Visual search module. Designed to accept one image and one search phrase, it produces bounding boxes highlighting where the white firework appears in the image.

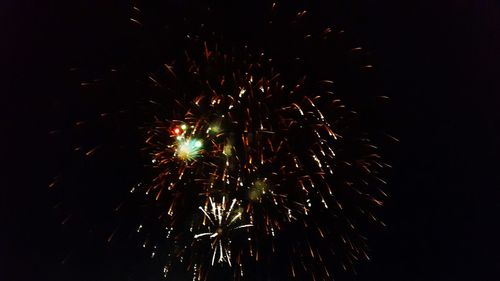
[194,197,253,266]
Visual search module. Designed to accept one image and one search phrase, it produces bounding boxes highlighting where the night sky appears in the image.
[3,0,500,280]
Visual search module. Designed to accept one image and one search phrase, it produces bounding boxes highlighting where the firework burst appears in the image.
[54,1,392,281]
[137,8,389,279]
[195,197,253,267]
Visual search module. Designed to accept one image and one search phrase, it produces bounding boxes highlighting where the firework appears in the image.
[57,1,391,280]
[134,4,390,279]
[195,197,253,267]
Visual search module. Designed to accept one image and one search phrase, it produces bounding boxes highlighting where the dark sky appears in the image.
[3,0,500,281]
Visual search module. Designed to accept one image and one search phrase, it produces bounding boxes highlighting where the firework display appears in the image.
[128,3,390,280]
[57,1,390,281]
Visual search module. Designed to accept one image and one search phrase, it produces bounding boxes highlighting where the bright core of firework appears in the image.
[175,138,203,161]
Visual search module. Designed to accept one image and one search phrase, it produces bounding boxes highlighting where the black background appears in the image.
[3,0,500,280]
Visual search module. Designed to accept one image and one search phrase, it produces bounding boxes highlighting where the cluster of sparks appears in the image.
[195,197,253,267]
[44,2,395,281]
[139,35,388,280]
[43,1,394,279]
